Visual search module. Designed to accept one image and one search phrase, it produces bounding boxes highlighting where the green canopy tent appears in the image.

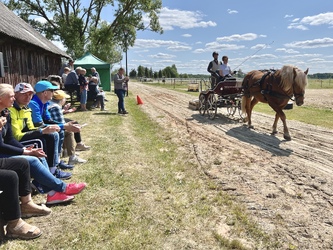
[74,52,111,91]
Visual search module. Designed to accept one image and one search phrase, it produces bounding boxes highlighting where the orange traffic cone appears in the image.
[137,95,144,105]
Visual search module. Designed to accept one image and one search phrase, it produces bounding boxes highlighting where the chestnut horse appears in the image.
[241,65,309,140]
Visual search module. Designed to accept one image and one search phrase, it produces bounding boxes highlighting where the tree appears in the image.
[137,65,145,77]
[144,67,149,77]
[129,69,137,78]
[4,0,163,64]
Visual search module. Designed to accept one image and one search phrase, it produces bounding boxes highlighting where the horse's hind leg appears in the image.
[248,98,259,129]
[272,113,279,134]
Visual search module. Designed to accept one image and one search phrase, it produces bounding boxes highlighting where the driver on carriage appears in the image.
[207,51,221,89]
[218,56,237,80]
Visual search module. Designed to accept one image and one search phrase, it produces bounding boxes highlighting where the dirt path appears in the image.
[129,81,333,249]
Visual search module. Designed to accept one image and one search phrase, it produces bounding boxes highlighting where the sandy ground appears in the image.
[129,81,333,249]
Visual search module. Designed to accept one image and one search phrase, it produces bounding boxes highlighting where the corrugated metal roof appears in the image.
[0,2,69,58]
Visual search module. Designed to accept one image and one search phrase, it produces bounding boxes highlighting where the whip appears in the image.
[233,41,274,71]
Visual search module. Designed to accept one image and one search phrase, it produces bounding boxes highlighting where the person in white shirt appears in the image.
[219,56,234,78]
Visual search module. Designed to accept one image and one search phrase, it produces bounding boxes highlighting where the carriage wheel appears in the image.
[198,93,206,116]
[206,93,217,119]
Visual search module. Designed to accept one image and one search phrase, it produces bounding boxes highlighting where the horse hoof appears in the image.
[284,135,292,141]
[248,125,254,129]
[272,131,278,135]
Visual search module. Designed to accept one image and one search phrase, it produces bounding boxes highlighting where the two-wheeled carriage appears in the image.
[198,77,243,119]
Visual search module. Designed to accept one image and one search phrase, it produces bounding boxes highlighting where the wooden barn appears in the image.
[0,2,69,87]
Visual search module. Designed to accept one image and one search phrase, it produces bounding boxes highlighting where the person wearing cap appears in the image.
[48,90,87,165]
[207,51,221,89]
[28,81,82,172]
[9,83,74,173]
[0,84,87,206]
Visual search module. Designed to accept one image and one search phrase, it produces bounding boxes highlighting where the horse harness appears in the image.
[251,69,294,101]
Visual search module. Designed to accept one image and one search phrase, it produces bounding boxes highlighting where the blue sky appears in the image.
[116,0,333,75]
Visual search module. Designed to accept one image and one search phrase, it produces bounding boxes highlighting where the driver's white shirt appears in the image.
[219,63,231,76]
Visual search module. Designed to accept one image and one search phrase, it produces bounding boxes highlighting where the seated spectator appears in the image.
[9,83,73,171]
[64,67,81,102]
[89,76,106,111]
[48,90,87,165]
[62,67,71,86]
[0,84,86,205]
[28,81,84,166]
[0,158,49,240]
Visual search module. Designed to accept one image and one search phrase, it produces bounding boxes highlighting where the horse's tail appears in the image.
[241,95,247,116]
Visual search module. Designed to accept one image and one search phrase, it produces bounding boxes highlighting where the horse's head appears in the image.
[292,67,308,106]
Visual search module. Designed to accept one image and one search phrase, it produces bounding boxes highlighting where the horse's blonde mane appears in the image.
[280,65,308,91]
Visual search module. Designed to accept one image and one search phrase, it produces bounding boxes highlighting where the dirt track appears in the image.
[130,82,333,249]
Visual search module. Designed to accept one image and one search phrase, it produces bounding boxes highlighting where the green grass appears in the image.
[307,78,333,89]
[0,92,278,249]
[253,103,333,129]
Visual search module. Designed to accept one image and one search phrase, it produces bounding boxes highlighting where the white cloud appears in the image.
[275,48,300,54]
[216,33,258,42]
[134,39,184,49]
[250,44,271,50]
[250,54,278,60]
[287,23,308,30]
[288,12,333,30]
[300,12,333,26]
[149,53,176,59]
[227,9,238,14]
[156,7,217,30]
[284,14,293,18]
[182,34,192,37]
[193,43,245,54]
[285,37,333,48]
[167,45,192,51]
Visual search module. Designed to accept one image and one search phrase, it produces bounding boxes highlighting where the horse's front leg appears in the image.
[278,111,291,141]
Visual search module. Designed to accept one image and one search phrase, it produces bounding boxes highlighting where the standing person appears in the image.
[219,55,234,78]
[207,51,221,89]
[59,59,74,77]
[78,68,88,111]
[114,68,129,114]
